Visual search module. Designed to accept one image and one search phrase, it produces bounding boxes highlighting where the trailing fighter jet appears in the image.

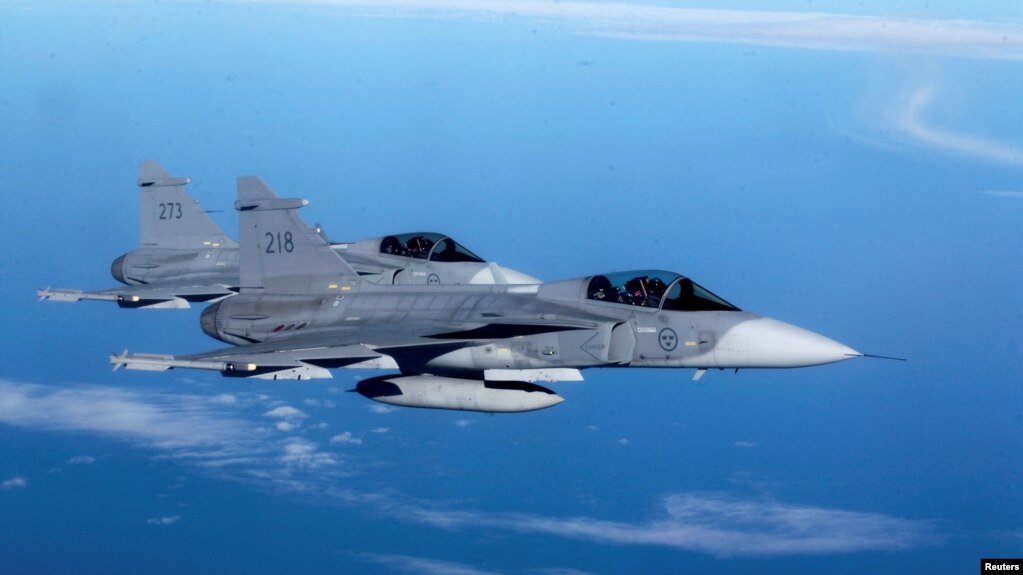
[111,176,873,413]
[38,162,538,309]
[37,161,240,308]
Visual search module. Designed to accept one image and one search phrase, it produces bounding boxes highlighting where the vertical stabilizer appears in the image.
[235,176,359,294]
[138,161,236,249]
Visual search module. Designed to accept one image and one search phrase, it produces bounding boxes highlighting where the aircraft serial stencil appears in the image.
[38,162,538,309]
[111,176,874,413]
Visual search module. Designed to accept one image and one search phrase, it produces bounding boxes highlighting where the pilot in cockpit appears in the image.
[588,275,615,301]
[624,276,649,306]
[407,236,434,258]
[381,236,403,255]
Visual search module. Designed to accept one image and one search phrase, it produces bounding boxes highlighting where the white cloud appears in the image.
[330,432,362,445]
[264,406,306,419]
[370,427,390,434]
[381,492,935,557]
[453,419,473,428]
[0,381,256,454]
[0,381,362,498]
[2,477,27,490]
[302,398,321,407]
[617,438,630,446]
[280,438,338,469]
[146,515,181,526]
[278,2,1023,170]
[734,441,757,448]
[0,381,938,558]
[272,0,1023,60]
[891,83,1023,166]
[211,394,237,405]
[359,553,503,575]
[265,406,307,431]
[67,455,96,464]
[368,405,395,414]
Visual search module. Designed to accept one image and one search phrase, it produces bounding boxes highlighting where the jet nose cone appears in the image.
[469,264,542,285]
[718,316,860,368]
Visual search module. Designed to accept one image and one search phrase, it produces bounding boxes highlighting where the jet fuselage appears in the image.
[200,278,857,378]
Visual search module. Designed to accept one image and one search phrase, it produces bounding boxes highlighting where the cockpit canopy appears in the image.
[586,270,739,312]
[379,232,485,263]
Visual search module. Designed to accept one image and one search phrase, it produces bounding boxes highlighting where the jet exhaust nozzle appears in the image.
[355,374,564,413]
[200,301,226,342]
[111,253,129,285]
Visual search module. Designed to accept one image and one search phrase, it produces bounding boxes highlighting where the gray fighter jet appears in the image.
[334,232,537,286]
[38,162,538,309]
[38,161,239,308]
[111,176,870,413]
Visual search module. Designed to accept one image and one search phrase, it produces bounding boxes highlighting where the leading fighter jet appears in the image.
[111,176,869,413]
[38,162,538,309]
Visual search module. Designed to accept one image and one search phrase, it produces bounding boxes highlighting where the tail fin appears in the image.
[138,161,236,249]
[235,176,359,294]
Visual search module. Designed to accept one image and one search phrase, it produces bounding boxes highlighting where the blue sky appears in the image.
[2,1,1022,573]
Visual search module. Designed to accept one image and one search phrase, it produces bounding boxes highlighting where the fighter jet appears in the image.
[38,162,538,309]
[37,161,241,308]
[333,232,537,286]
[111,176,870,413]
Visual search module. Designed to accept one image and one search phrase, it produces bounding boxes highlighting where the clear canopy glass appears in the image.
[379,232,484,263]
[586,270,739,311]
